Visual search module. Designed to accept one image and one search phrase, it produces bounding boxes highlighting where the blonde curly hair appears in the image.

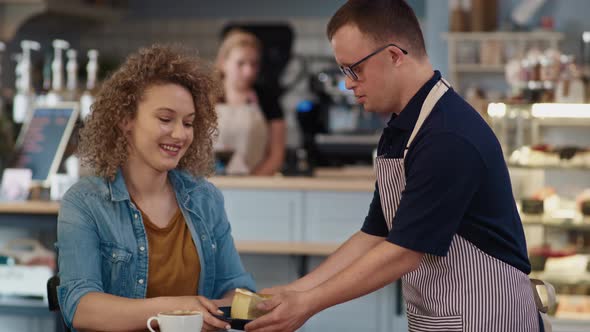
[78,44,220,180]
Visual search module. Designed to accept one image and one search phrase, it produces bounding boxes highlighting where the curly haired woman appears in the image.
[56,44,255,332]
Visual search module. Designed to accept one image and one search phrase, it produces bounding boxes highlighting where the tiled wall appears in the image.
[78,17,337,147]
[80,18,332,60]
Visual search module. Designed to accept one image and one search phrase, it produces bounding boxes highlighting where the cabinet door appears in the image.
[550,318,590,332]
[303,191,373,243]
[221,189,304,242]
[299,257,406,332]
[240,254,300,290]
[0,312,56,332]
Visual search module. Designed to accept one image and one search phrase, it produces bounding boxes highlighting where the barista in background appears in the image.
[215,30,286,175]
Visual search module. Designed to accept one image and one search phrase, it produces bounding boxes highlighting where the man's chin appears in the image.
[361,104,376,113]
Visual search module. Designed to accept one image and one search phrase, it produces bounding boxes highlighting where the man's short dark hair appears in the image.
[327,0,426,58]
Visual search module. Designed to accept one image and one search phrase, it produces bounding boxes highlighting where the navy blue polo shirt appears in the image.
[362,71,531,274]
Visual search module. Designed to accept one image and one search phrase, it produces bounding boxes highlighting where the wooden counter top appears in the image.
[0,201,60,214]
[210,169,374,192]
[0,202,341,255]
[0,168,375,215]
[313,166,374,179]
[235,241,339,256]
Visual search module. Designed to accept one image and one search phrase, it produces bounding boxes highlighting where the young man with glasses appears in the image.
[245,1,546,331]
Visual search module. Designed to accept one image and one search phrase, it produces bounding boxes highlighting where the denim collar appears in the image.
[387,70,441,131]
[108,168,204,202]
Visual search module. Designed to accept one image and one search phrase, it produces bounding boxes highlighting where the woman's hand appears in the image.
[176,295,230,331]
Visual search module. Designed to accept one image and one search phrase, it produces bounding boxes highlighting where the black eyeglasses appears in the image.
[339,43,408,81]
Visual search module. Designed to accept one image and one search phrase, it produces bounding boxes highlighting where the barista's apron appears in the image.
[215,103,268,175]
[375,78,553,331]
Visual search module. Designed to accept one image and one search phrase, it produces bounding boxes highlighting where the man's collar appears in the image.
[387,70,441,130]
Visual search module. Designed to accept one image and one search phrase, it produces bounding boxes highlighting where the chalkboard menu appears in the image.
[14,103,79,186]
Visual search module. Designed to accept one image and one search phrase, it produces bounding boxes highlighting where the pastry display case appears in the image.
[488,102,590,324]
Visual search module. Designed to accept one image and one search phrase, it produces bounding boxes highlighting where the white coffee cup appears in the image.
[147,310,203,332]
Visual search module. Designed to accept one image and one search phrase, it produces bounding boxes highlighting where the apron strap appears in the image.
[404,78,451,159]
[530,278,556,314]
[530,278,556,332]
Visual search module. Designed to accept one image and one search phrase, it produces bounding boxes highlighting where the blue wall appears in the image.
[500,0,590,55]
[424,0,449,77]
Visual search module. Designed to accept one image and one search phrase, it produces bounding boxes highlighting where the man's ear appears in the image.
[387,46,405,67]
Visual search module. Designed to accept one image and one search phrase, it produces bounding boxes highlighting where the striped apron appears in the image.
[375,78,543,331]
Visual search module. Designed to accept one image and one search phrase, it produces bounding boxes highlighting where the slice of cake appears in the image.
[231,288,273,320]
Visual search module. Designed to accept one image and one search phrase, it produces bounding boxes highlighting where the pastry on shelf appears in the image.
[576,189,590,216]
[509,144,590,167]
[509,145,560,166]
[555,294,590,319]
[521,187,559,215]
[541,254,590,286]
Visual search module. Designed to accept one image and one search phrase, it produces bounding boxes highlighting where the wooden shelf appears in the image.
[444,31,564,93]
[444,31,564,41]
[455,64,505,73]
[509,163,590,171]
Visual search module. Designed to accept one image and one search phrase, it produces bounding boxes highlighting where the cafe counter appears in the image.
[0,167,406,332]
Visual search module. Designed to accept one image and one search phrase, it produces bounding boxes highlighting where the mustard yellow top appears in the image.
[139,206,201,298]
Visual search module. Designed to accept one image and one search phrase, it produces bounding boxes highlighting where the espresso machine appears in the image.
[296,67,388,169]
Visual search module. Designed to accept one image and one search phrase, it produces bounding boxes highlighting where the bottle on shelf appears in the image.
[80,49,99,120]
[36,51,53,106]
[0,41,5,117]
[65,49,79,102]
[471,0,497,32]
[449,0,469,32]
[45,39,69,105]
[12,40,40,124]
[0,40,15,170]
[555,55,586,103]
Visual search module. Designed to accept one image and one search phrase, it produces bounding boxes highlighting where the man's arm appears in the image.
[308,241,421,311]
[262,183,387,295]
[246,241,422,332]
[286,231,384,292]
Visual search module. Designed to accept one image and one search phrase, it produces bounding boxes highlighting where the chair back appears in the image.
[47,275,71,332]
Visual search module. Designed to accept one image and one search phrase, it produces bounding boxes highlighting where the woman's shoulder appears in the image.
[172,170,223,201]
[63,176,110,202]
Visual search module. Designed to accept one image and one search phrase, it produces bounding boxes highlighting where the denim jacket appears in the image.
[56,169,256,329]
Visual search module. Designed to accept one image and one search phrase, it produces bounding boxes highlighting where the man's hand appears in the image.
[244,291,315,332]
